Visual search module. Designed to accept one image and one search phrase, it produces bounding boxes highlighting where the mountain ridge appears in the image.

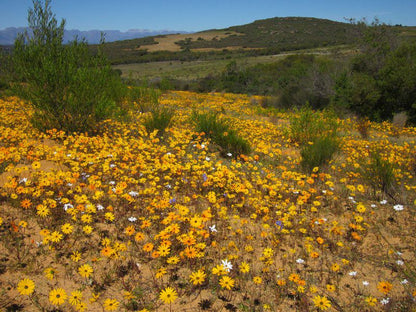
[0,27,188,45]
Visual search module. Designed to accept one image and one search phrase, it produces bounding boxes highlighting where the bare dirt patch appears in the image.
[139,31,243,52]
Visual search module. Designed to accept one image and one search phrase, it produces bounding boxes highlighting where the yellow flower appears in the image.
[78,264,93,278]
[212,264,227,276]
[313,295,331,310]
[326,284,336,292]
[253,276,262,284]
[356,203,366,213]
[331,263,340,272]
[49,288,67,306]
[262,247,274,258]
[207,191,216,204]
[44,267,56,280]
[31,161,41,170]
[75,301,87,311]
[105,212,115,222]
[365,296,377,306]
[239,262,250,273]
[158,244,170,257]
[103,298,119,311]
[159,287,178,304]
[155,267,167,279]
[36,204,50,217]
[219,276,235,290]
[81,214,92,224]
[167,256,180,264]
[61,223,73,234]
[82,225,93,234]
[71,251,81,262]
[189,269,206,285]
[69,290,83,306]
[189,215,202,228]
[123,291,134,300]
[49,231,63,243]
[17,278,35,296]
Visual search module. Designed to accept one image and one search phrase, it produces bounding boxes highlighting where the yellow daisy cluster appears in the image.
[1,91,415,311]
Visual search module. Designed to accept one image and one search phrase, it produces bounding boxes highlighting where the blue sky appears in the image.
[1,0,415,32]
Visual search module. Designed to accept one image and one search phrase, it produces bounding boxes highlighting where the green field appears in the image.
[113,46,351,81]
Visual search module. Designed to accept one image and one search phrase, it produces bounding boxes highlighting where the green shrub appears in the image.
[360,152,396,196]
[128,86,161,113]
[300,135,340,172]
[143,106,175,136]
[11,0,126,134]
[191,111,250,157]
[288,106,339,145]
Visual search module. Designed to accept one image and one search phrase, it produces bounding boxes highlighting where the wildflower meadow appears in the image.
[0,90,415,311]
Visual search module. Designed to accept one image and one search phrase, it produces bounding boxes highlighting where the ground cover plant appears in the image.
[0,90,416,311]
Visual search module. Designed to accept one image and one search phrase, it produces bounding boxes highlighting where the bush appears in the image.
[356,116,371,139]
[127,86,161,113]
[288,106,339,145]
[143,106,175,136]
[191,111,250,157]
[11,0,126,134]
[300,136,340,172]
[360,152,396,196]
[333,20,416,123]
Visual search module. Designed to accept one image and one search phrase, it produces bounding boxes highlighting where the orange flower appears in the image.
[124,225,135,236]
[21,199,32,209]
[134,232,145,242]
[377,281,393,295]
[143,243,154,252]
[101,246,114,257]
[184,246,197,258]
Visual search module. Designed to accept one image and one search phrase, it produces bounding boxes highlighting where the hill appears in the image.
[97,17,363,64]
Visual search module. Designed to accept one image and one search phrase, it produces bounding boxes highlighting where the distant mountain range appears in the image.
[0,27,188,45]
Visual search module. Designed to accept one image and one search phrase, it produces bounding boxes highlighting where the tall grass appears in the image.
[128,86,161,113]
[300,136,340,172]
[143,106,175,136]
[288,106,339,145]
[289,106,340,172]
[360,152,396,196]
[191,111,250,157]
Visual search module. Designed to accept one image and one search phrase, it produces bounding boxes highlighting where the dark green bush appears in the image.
[11,0,126,134]
[300,136,340,172]
[333,20,416,123]
[191,111,250,157]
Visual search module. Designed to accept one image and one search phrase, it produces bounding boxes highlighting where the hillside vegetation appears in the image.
[93,17,416,65]
[94,17,359,64]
